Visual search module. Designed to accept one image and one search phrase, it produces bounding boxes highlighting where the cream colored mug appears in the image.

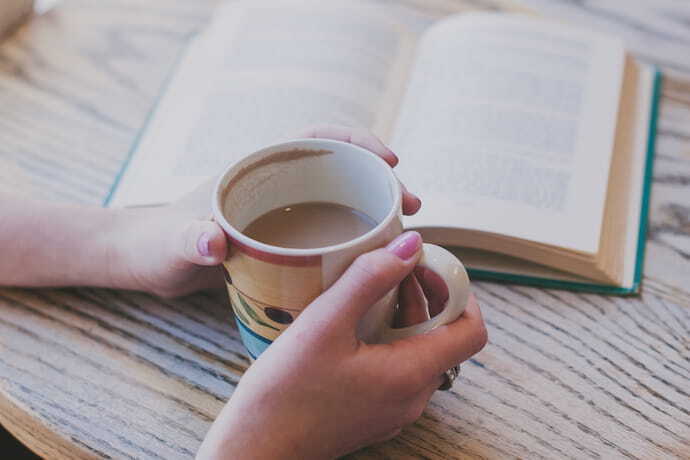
[212,138,470,359]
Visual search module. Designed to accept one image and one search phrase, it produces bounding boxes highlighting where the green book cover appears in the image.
[460,69,662,296]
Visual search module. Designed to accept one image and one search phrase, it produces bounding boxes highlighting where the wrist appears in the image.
[197,402,327,460]
[0,196,151,290]
[100,207,149,292]
[69,206,130,289]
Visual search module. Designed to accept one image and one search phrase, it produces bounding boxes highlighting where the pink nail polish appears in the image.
[386,231,421,260]
[197,233,211,257]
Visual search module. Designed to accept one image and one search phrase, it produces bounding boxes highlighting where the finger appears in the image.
[391,293,487,378]
[301,232,422,329]
[348,128,399,167]
[175,178,218,219]
[414,266,449,317]
[298,125,422,214]
[298,124,399,167]
[179,220,228,266]
[394,273,429,327]
[400,181,422,216]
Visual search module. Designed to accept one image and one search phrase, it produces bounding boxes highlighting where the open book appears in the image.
[106,0,661,295]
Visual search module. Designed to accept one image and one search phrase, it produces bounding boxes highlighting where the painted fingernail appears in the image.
[390,151,399,165]
[197,232,211,257]
[386,231,422,260]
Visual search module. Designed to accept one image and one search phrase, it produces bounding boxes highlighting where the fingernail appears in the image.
[414,195,422,209]
[197,232,211,257]
[386,231,421,260]
[390,151,399,165]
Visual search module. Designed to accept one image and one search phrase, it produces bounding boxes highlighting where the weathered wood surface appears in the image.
[0,0,688,458]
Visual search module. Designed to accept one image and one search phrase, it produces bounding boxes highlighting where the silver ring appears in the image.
[439,364,460,391]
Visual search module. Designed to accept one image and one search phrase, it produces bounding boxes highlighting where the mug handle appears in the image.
[378,244,470,344]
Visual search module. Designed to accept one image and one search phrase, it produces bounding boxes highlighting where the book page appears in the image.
[108,0,416,207]
[391,13,625,253]
[610,62,656,288]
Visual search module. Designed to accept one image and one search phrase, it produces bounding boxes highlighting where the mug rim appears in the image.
[212,138,403,257]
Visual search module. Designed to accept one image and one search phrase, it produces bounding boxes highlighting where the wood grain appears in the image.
[0,0,689,459]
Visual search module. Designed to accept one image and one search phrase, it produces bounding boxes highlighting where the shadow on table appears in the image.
[0,423,40,459]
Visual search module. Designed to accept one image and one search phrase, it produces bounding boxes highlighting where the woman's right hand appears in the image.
[196,231,488,459]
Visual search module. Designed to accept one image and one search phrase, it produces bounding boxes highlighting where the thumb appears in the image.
[177,220,228,266]
[302,231,423,330]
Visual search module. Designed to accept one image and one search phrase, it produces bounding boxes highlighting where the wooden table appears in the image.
[1,0,689,458]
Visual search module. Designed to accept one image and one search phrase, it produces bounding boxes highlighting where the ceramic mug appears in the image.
[212,138,470,359]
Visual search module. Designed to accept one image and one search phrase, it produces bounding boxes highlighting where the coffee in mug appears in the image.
[243,201,377,249]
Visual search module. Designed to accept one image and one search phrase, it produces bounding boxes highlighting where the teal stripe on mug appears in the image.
[234,315,272,359]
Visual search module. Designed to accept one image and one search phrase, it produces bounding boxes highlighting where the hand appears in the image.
[110,126,422,298]
[196,231,488,459]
